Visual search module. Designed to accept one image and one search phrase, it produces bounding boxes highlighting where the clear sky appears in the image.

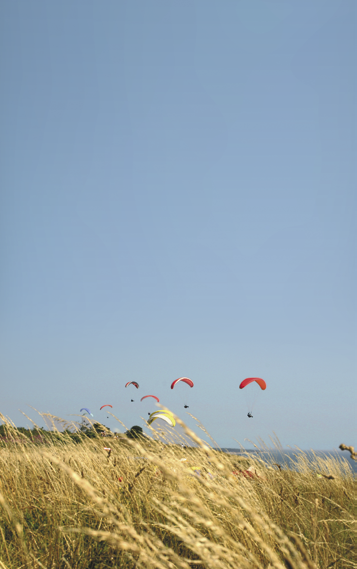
[1,0,356,450]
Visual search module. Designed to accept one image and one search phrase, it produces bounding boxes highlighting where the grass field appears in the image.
[0,414,355,569]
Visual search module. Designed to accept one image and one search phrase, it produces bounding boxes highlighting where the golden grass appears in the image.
[0,413,355,569]
[339,445,357,461]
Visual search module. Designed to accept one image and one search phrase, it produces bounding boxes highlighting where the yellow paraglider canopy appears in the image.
[148,410,176,428]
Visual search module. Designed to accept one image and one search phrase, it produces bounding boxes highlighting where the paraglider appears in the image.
[239,377,266,417]
[171,377,193,408]
[140,395,160,403]
[100,404,113,418]
[126,382,139,404]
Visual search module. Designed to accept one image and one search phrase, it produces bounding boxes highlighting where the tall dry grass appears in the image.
[0,412,355,569]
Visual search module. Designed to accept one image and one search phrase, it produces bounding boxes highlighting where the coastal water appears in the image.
[220,448,357,474]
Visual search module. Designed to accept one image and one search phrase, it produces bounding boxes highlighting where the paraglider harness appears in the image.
[247,412,253,418]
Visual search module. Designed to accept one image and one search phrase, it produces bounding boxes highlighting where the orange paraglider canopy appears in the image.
[239,377,266,390]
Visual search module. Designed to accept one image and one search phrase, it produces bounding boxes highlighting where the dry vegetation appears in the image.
[0,414,355,569]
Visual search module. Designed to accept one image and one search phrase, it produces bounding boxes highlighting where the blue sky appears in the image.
[1,0,356,449]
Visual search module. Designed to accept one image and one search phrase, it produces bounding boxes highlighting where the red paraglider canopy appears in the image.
[171,377,194,389]
[140,395,160,403]
[239,377,266,390]
[100,405,113,410]
[125,382,139,389]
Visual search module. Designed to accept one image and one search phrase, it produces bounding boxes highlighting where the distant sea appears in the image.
[220,448,357,474]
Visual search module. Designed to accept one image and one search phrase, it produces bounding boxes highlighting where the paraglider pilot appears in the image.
[247,412,253,418]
